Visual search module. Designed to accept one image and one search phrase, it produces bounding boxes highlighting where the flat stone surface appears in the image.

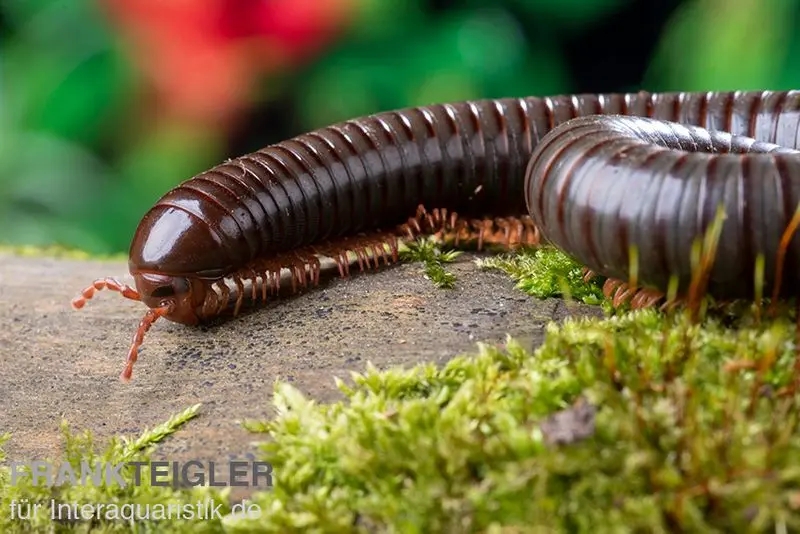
[0,251,602,498]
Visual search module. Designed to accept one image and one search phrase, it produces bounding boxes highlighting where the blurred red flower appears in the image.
[100,0,355,128]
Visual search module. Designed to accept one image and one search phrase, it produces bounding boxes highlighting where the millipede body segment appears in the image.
[72,90,800,381]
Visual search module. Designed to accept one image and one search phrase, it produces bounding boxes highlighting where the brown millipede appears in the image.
[72,90,800,381]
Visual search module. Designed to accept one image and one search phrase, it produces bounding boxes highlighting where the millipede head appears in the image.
[72,272,210,382]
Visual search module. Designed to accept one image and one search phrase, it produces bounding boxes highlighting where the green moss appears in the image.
[399,237,463,289]
[222,302,800,533]
[10,301,800,532]
[218,217,800,531]
[477,245,607,306]
[0,404,231,532]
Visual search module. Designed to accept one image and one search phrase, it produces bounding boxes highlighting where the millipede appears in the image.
[72,90,800,381]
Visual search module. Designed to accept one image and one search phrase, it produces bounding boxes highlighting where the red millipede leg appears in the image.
[388,235,399,262]
[287,265,300,292]
[294,261,307,288]
[603,278,625,299]
[493,218,509,247]
[248,269,259,303]
[270,265,282,294]
[353,247,368,271]
[367,243,380,269]
[262,269,272,297]
[215,280,230,315]
[373,243,388,266]
[120,303,171,382]
[613,286,636,307]
[449,211,459,231]
[332,254,347,278]
[629,288,664,309]
[397,223,417,239]
[201,285,220,317]
[71,277,141,309]
[521,216,541,246]
[308,255,321,285]
[469,220,488,250]
[232,275,245,316]
[513,218,524,245]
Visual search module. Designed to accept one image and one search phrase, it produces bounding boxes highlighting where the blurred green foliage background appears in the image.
[1,0,799,255]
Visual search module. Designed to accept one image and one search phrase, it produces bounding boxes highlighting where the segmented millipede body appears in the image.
[72,90,800,381]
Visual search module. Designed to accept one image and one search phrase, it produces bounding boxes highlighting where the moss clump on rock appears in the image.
[477,245,607,306]
[226,296,800,532]
[399,236,463,289]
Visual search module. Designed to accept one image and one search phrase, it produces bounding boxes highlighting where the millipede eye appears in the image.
[151,285,175,298]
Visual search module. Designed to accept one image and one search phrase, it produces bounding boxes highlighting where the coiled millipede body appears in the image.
[72,90,800,381]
